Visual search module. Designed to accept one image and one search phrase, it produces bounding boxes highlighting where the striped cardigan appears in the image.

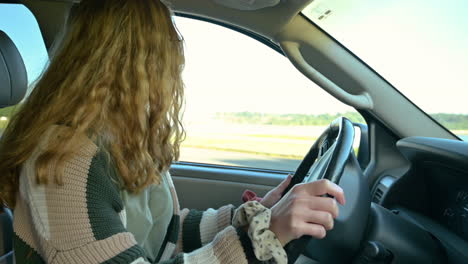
[12,129,258,263]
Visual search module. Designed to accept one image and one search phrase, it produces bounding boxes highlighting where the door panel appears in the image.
[170,163,286,210]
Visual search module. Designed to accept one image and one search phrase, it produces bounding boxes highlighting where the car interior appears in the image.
[1,0,467,263]
[0,25,27,264]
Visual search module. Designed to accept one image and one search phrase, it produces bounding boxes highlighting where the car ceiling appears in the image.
[15,0,313,51]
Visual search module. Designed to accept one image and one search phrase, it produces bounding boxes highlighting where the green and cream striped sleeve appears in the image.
[162,226,256,264]
[176,205,235,254]
[13,140,257,263]
[13,142,146,263]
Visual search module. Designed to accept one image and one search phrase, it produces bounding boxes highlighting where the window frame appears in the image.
[0,2,49,87]
[173,13,367,173]
[175,12,284,55]
[174,13,298,173]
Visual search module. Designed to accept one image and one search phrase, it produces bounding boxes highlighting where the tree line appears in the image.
[215,112,468,130]
[215,112,366,126]
[431,113,468,130]
[2,107,468,130]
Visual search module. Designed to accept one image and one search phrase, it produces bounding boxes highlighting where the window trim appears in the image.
[175,12,284,55]
[174,161,294,175]
[174,13,369,172]
[174,14,298,172]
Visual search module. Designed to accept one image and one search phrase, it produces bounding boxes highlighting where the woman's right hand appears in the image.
[269,179,346,246]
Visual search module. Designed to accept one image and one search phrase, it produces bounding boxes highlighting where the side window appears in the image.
[0,4,48,132]
[175,17,365,171]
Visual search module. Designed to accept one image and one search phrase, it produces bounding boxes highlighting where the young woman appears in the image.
[0,1,345,263]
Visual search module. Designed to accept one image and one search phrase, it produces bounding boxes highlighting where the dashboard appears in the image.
[425,164,468,241]
[372,137,468,263]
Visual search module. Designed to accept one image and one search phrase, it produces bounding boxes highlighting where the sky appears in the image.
[1,1,467,118]
[175,17,354,119]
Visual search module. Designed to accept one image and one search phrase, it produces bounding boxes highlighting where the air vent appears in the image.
[372,176,396,204]
[373,187,384,203]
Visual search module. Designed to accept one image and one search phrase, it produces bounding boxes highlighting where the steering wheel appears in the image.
[282,117,371,263]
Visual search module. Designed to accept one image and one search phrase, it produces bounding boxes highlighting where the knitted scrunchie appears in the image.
[233,201,287,263]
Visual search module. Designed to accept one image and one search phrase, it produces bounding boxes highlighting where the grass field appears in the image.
[180,122,326,163]
[182,134,315,159]
[180,122,468,167]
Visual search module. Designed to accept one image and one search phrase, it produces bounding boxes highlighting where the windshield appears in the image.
[302,0,468,141]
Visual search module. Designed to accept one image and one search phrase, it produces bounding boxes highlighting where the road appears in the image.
[180,147,301,171]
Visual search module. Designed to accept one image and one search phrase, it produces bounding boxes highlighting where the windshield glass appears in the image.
[302,0,468,140]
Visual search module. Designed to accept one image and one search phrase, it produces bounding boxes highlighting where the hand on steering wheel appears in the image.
[270,179,346,246]
[267,117,370,263]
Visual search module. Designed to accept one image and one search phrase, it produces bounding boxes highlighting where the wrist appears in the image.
[269,218,287,247]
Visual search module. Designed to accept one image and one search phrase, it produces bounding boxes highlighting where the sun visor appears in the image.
[213,0,280,10]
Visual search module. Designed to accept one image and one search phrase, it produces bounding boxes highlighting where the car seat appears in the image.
[0,207,13,264]
[0,29,29,264]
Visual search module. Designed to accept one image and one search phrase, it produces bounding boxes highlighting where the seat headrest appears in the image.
[0,30,28,108]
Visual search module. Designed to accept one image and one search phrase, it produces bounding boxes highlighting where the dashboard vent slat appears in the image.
[373,186,384,203]
[372,176,396,204]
